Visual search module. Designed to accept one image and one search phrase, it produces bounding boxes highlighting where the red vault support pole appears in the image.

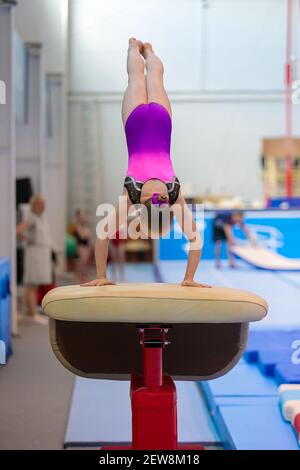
[131,327,177,450]
[102,326,204,451]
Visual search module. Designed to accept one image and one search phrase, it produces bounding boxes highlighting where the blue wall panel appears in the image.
[0,258,12,363]
[159,210,300,260]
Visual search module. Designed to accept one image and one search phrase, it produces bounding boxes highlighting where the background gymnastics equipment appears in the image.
[261,138,300,201]
[279,384,300,445]
[261,0,300,202]
[42,283,267,450]
[231,244,300,271]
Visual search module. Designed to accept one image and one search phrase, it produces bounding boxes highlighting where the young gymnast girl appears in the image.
[83,38,209,288]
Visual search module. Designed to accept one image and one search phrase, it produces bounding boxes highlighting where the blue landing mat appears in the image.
[275,364,300,385]
[64,378,220,448]
[210,396,278,408]
[244,329,300,382]
[201,363,278,413]
[257,349,292,376]
[215,404,299,450]
[244,329,300,363]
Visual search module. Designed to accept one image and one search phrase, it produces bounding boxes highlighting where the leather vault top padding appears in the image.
[42,283,268,323]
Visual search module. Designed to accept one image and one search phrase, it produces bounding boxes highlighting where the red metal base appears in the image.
[101,327,205,451]
[101,445,205,450]
[131,374,177,449]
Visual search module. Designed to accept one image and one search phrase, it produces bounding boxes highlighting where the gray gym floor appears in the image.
[0,318,74,449]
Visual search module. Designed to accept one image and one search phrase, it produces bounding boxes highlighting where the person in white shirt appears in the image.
[17,195,53,324]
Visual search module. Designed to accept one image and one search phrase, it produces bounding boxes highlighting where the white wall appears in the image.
[16,44,45,194]
[204,0,286,91]
[69,0,288,93]
[44,74,66,256]
[15,0,68,72]
[15,0,69,265]
[69,0,204,92]
[68,0,300,211]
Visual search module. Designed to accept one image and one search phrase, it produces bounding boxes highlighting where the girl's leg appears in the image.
[142,43,172,118]
[122,38,147,126]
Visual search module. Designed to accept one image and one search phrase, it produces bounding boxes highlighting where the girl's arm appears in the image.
[173,195,210,288]
[82,192,129,287]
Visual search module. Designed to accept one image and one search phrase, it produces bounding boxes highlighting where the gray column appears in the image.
[16,42,45,194]
[0,0,17,333]
[45,73,67,273]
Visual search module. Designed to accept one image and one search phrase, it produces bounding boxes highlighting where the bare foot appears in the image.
[142,42,153,59]
[128,38,143,53]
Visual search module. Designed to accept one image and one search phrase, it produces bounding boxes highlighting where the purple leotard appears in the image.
[125,102,176,183]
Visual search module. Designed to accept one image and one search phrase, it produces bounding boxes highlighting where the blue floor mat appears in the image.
[64,378,221,447]
[257,350,293,376]
[201,363,278,413]
[244,329,300,363]
[215,404,299,450]
[278,272,300,290]
[275,364,300,385]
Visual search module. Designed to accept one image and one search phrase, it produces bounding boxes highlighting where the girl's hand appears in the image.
[181,280,211,288]
[81,278,116,287]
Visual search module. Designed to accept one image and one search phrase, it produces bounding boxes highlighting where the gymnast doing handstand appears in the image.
[84,39,209,288]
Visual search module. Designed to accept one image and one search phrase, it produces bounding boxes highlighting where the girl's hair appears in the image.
[144,192,169,208]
